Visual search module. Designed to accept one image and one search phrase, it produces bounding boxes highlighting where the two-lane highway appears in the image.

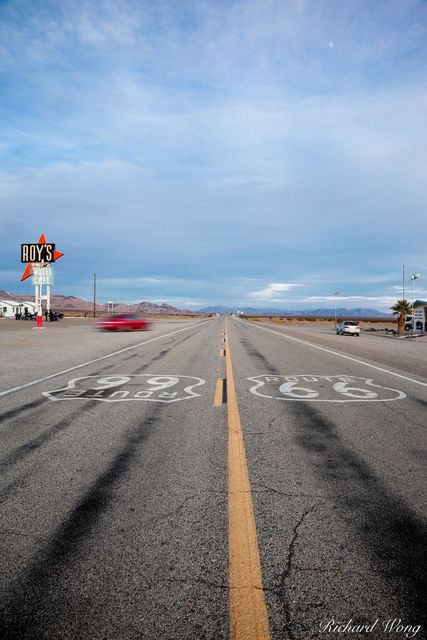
[230,318,426,640]
[0,316,425,639]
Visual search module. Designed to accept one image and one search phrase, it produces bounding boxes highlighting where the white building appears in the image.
[413,300,427,333]
[0,300,21,317]
[18,301,37,315]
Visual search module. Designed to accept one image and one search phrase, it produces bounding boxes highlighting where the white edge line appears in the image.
[0,320,211,398]
[241,320,427,388]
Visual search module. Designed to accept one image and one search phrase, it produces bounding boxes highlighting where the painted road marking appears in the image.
[226,325,271,640]
[214,378,227,406]
[243,320,427,388]
[214,379,223,406]
[0,320,211,398]
[248,375,406,402]
[43,375,205,403]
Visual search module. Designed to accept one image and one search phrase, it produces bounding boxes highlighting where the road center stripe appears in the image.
[214,378,223,406]
[226,323,271,640]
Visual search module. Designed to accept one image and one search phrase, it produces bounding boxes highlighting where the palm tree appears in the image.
[391,299,411,336]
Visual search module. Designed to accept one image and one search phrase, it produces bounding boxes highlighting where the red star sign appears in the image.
[20,233,64,282]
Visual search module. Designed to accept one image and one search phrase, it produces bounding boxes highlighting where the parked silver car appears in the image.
[336,320,360,336]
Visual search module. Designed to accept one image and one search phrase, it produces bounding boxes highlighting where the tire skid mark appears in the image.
[0,468,34,504]
[0,319,220,637]
[238,336,281,376]
[233,321,426,631]
[0,322,213,472]
[0,319,214,399]
[131,348,172,374]
[0,397,47,425]
[0,403,98,470]
[95,325,206,376]
[286,400,427,626]
[0,404,163,639]
[129,325,211,374]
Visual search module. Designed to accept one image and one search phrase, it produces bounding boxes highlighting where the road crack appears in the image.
[268,412,284,429]
[252,482,323,499]
[278,500,327,640]
[149,494,198,525]
[158,576,227,590]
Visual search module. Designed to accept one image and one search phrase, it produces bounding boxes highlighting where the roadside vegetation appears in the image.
[391,299,412,336]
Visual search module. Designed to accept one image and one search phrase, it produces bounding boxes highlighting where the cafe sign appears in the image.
[19,233,64,328]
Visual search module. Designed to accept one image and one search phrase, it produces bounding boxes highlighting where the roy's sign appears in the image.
[21,243,56,263]
[20,233,64,281]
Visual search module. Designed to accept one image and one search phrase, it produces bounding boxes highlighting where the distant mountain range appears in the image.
[0,291,192,315]
[0,291,392,317]
[199,305,392,317]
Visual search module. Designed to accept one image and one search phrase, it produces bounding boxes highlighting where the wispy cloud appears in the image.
[249,282,305,300]
[1,1,426,309]
[98,276,203,287]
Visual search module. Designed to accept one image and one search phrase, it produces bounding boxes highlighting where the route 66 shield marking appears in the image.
[247,375,406,403]
[43,375,205,403]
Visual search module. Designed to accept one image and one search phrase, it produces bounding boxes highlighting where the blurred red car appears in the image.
[96,313,152,331]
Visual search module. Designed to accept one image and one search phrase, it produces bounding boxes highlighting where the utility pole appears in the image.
[93,273,96,318]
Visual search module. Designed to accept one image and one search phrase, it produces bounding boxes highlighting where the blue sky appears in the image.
[1,0,426,310]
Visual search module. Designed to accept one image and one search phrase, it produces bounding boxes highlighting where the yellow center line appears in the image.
[225,322,271,640]
[214,378,223,406]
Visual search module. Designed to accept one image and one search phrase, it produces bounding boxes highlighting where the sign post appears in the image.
[20,233,64,329]
[32,265,54,327]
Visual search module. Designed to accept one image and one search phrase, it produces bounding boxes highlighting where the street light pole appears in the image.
[411,273,421,335]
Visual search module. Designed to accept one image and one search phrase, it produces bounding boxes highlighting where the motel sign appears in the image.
[20,233,64,328]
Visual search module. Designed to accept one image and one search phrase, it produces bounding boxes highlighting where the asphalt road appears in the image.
[0,316,426,640]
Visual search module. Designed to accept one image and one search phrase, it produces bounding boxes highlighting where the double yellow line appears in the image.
[225,323,271,640]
